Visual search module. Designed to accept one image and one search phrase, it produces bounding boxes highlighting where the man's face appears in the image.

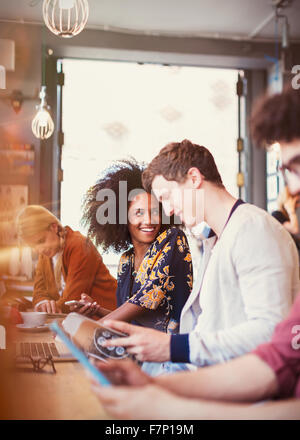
[280,139,300,196]
[151,174,204,228]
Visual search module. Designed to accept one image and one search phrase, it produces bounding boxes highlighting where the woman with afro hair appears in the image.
[70,158,193,338]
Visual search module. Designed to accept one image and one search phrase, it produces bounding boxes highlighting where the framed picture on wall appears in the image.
[0,184,28,245]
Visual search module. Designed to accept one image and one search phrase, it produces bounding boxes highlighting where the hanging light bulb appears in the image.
[42,0,89,38]
[32,86,54,140]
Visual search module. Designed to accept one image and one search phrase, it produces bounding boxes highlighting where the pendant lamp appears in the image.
[32,85,55,140]
[43,0,89,38]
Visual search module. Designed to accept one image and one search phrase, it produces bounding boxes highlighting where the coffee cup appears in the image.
[20,311,47,327]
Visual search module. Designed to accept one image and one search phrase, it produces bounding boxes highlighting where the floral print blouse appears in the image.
[116,227,193,334]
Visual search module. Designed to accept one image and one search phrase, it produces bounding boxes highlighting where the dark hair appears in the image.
[250,85,300,146]
[81,158,173,253]
[142,139,223,193]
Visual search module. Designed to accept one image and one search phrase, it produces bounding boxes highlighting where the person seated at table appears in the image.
[17,205,117,314]
[70,159,193,336]
[89,291,300,419]
[88,140,298,375]
[88,85,300,420]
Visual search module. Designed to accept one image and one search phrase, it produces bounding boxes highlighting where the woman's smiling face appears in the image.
[127,192,162,246]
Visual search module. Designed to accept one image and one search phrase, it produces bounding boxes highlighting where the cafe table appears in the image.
[6,316,111,420]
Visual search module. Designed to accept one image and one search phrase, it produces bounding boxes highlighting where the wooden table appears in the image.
[6,319,111,420]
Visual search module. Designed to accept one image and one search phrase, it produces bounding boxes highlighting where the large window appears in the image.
[61,59,239,274]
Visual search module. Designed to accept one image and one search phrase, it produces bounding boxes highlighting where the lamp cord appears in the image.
[274,8,280,80]
[42,23,46,87]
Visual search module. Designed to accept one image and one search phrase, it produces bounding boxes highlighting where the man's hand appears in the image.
[91,382,184,420]
[91,375,300,420]
[92,359,152,386]
[89,359,195,419]
[102,319,171,362]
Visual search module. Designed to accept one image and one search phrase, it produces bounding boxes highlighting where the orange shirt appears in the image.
[33,226,117,312]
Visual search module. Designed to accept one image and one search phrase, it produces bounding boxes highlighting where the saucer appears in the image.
[46,313,67,318]
[16,324,50,332]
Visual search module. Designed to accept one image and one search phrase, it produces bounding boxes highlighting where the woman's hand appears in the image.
[68,293,101,317]
[35,300,61,314]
